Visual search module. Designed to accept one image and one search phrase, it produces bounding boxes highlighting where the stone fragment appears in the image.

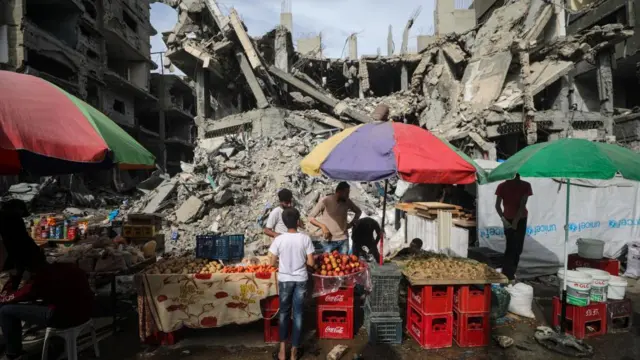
[175,196,203,223]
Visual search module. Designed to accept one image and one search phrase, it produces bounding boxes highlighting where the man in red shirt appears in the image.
[0,254,94,360]
[495,173,533,282]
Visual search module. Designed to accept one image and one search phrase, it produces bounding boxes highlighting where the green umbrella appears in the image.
[487,138,640,332]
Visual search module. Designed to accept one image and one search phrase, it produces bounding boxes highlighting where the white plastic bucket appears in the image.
[576,267,610,302]
[576,238,605,260]
[557,269,592,306]
[607,275,628,300]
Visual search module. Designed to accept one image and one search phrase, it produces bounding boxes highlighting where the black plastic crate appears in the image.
[196,234,244,260]
[365,299,400,318]
[368,262,402,313]
[367,316,403,344]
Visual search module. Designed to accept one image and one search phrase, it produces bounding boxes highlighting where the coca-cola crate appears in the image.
[260,296,280,312]
[317,306,354,340]
[454,285,491,313]
[606,298,633,333]
[552,296,606,339]
[406,302,452,349]
[408,285,453,315]
[316,286,354,308]
[567,254,619,276]
[264,317,293,343]
[453,310,490,347]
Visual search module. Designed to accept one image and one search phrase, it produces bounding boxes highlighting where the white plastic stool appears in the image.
[41,319,100,360]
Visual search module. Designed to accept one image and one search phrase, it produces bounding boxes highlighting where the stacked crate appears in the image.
[453,285,492,347]
[317,286,355,339]
[260,296,292,343]
[407,285,454,349]
[365,263,403,344]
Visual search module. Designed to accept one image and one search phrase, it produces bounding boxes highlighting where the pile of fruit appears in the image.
[403,252,502,281]
[198,260,224,274]
[221,264,277,274]
[313,251,365,277]
[146,256,216,275]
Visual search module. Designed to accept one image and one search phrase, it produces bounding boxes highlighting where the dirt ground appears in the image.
[11,279,640,360]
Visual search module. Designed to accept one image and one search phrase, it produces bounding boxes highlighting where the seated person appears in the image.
[0,200,43,291]
[395,238,424,258]
[0,252,94,360]
[351,217,381,261]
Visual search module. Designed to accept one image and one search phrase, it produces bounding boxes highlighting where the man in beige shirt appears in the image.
[308,182,362,254]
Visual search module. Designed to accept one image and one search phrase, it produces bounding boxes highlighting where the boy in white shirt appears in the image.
[264,189,293,239]
[268,208,315,360]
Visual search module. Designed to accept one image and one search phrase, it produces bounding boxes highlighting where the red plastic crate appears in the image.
[567,254,619,276]
[406,302,452,349]
[453,310,490,347]
[408,285,453,315]
[317,306,354,340]
[261,295,279,313]
[316,286,354,308]
[606,298,633,334]
[264,317,293,343]
[552,296,607,339]
[454,285,491,313]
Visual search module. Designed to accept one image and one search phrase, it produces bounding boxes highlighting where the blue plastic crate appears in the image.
[196,234,245,260]
[367,316,403,344]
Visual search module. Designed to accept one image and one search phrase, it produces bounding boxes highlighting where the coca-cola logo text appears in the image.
[411,323,421,338]
[325,326,344,334]
[324,295,345,303]
[411,292,421,304]
[585,308,600,317]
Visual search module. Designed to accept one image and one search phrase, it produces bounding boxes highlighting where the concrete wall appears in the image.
[297,36,322,58]
[103,88,136,126]
[473,0,502,23]
[130,61,149,89]
[417,35,436,52]
[280,13,292,33]
[573,76,601,112]
[436,0,476,36]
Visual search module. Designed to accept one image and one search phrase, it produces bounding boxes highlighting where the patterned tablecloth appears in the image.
[136,272,277,340]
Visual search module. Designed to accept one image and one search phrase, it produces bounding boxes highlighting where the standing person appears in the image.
[264,189,294,239]
[495,173,533,282]
[268,208,315,360]
[351,217,381,261]
[308,182,362,255]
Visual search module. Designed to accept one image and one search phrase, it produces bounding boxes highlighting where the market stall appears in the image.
[136,255,278,342]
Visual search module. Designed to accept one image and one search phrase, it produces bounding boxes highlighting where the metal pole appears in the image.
[560,179,571,333]
[379,179,389,265]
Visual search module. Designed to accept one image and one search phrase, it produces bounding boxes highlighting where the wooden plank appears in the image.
[413,202,457,210]
[404,273,509,285]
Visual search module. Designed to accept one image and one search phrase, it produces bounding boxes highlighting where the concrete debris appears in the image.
[175,196,204,223]
[326,345,348,360]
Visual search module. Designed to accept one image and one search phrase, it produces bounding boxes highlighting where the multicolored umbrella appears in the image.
[300,122,486,184]
[0,71,156,175]
[301,122,486,264]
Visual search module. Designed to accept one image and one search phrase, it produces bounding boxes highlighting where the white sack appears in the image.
[623,242,640,278]
[505,283,535,318]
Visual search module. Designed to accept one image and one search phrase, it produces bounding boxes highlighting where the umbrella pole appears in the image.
[379,179,389,265]
[560,179,571,333]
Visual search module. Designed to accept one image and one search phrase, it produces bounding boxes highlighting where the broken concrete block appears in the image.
[175,196,203,223]
[326,345,348,360]
[441,43,466,65]
[214,189,233,205]
[226,169,250,178]
[461,51,512,107]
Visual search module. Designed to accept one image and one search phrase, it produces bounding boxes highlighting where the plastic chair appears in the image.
[41,319,100,360]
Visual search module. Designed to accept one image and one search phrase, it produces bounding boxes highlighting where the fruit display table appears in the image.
[136,271,277,342]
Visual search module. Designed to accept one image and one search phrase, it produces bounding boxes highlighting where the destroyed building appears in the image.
[0,0,196,172]
[155,0,631,162]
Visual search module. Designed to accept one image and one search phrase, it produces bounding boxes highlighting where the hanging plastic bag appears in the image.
[505,283,535,318]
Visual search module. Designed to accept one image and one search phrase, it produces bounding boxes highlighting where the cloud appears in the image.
[150,0,438,59]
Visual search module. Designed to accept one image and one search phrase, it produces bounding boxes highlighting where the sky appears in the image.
[149,0,446,68]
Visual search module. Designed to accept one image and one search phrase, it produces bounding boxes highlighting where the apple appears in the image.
[334,267,341,272]
[336,259,342,264]
[321,265,326,270]
[321,270,327,276]
[350,255,358,262]
[323,257,330,264]
[339,271,345,276]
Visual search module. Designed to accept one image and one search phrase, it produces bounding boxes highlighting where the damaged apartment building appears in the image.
[0,0,196,175]
[155,0,632,161]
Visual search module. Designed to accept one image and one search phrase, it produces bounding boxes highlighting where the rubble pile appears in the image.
[132,129,389,253]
